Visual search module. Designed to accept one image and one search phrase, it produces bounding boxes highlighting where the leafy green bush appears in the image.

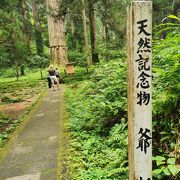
[100,49,126,61]
[1,95,22,103]
[0,111,11,128]
[67,60,127,130]
[26,55,49,68]
[65,60,128,179]
[152,16,180,180]
[68,50,87,67]
[0,68,17,78]
[153,156,180,179]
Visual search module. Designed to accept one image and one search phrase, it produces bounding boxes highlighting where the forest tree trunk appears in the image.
[102,0,108,49]
[70,17,75,46]
[102,25,106,49]
[32,0,43,55]
[46,0,68,66]
[11,31,19,81]
[19,0,31,52]
[82,0,92,65]
[88,0,99,63]
[102,18,108,50]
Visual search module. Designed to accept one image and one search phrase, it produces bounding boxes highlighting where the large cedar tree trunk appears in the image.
[32,0,43,55]
[19,0,31,51]
[88,0,99,63]
[82,0,91,65]
[46,0,68,66]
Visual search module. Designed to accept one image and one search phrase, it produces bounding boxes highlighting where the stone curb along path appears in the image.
[0,85,65,180]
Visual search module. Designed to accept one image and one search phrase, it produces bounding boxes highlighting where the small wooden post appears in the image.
[127,1,152,180]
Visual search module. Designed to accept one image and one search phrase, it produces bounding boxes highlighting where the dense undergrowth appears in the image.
[66,60,128,179]
[65,18,179,180]
[151,16,180,180]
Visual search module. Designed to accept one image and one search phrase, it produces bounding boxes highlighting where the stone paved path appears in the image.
[0,89,63,180]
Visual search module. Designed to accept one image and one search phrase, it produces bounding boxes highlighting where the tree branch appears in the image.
[0,34,12,45]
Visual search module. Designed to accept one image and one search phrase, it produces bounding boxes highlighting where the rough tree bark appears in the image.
[88,0,99,63]
[102,0,108,49]
[32,0,43,55]
[70,17,75,46]
[46,0,68,66]
[102,16,109,50]
[82,0,92,65]
[102,24,107,49]
[19,0,31,51]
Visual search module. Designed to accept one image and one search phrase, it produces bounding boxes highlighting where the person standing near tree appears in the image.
[55,68,60,83]
[48,65,60,90]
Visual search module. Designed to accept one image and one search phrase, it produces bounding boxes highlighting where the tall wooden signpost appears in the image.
[127,0,152,180]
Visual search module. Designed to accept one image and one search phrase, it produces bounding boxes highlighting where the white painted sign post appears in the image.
[127,1,152,180]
